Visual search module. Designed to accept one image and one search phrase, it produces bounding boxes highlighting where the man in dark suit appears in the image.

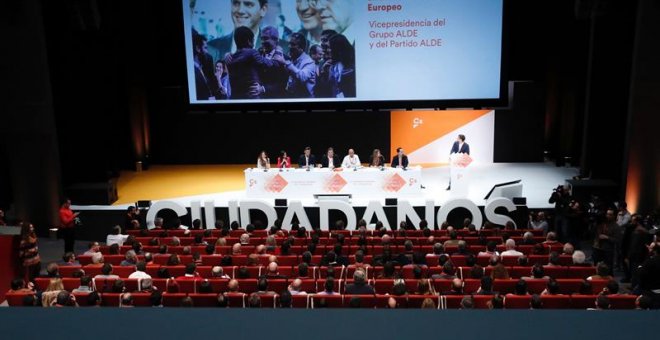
[390,147,409,168]
[226,27,282,99]
[344,270,375,295]
[447,134,470,190]
[321,147,341,168]
[192,29,220,101]
[298,146,316,168]
[255,26,289,99]
[450,134,470,155]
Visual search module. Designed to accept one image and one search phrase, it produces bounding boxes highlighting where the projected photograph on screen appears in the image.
[183,0,503,104]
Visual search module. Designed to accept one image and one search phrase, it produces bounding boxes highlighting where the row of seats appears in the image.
[33,278,611,295]
[90,242,566,257]
[126,236,549,247]
[55,264,597,280]
[81,253,576,267]
[5,292,637,309]
[125,229,546,238]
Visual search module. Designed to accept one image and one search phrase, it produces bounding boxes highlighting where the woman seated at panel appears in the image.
[257,151,270,170]
[276,150,291,168]
[369,149,385,167]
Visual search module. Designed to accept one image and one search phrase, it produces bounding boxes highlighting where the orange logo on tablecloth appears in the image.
[265,174,288,193]
[453,154,473,168]
[383,173,406,192]
[325,174,347,193]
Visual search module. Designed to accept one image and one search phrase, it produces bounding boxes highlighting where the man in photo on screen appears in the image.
[207,0,269,63]
[314,29,338,97]
[192,29,220,100]
[314,0,354,43]
[297,0,323,48]
[275,32,316,98]
[227,26,283,99]
[252,26,289,98]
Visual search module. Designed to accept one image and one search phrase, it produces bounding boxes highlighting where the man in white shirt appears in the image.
[341,148,361,168]
[211,266,231,279]
[83,242,100,256]
[500,239,524,257]
[128,261,152,279]
[616,202,631,226]
[106,225,129,246]
[71,276,93,294]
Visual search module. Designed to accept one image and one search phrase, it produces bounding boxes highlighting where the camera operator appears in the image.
[548,185,571,242]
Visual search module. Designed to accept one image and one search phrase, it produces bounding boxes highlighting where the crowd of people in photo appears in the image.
[193,0,356,100]
[255,146,406,170]
[4,187,660,309]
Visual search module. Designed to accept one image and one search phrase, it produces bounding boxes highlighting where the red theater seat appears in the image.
[493,279,517,294]
[526,279,550,294]
[540,295,571,309]
[291,294,309,308]
[72,292,91,306]
[176,279,199,293]
[473,295,494,309]
[100,293,122,307]
[225,293,246,308]
[131,292,153,307]
[343,294,378,308]
[59,266,83,277]
[504,295,532,309]
[5,292,35,306]
[299,279,317,293]
[266,279,289,293]
[189,293,221,307]
[236,279,258,293]
[566,267,597,279]
[162,293,187,307]
[113,266,136,278]
[310,294,343,308]
[431,279,452,293]
[570,295,597,309]
[374,279,395,294]
[258,294,279,308]
[405,294,440,309]
[608,295,637,309]
[463,279,481,294]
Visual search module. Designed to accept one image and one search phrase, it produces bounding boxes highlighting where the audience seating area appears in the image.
[6,229,638,309]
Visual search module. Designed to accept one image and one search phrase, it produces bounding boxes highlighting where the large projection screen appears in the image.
[183,0,504,106]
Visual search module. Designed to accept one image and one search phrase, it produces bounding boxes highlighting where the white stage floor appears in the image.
[76,163,578,210]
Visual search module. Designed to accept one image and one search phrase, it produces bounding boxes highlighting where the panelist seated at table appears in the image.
[277,150,291,168]
[298,146,317,168]
[368,149,385,168]
[256,151,270,170]
[321,147,341,169]
[391,147,409,168]
[341,148,361,168]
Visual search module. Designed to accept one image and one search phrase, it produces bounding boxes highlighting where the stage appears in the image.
[76,162,578,210]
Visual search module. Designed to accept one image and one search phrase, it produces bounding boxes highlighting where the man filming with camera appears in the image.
[549,185,571,242]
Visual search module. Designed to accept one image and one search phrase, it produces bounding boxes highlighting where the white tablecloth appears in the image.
[244,167,422,197]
